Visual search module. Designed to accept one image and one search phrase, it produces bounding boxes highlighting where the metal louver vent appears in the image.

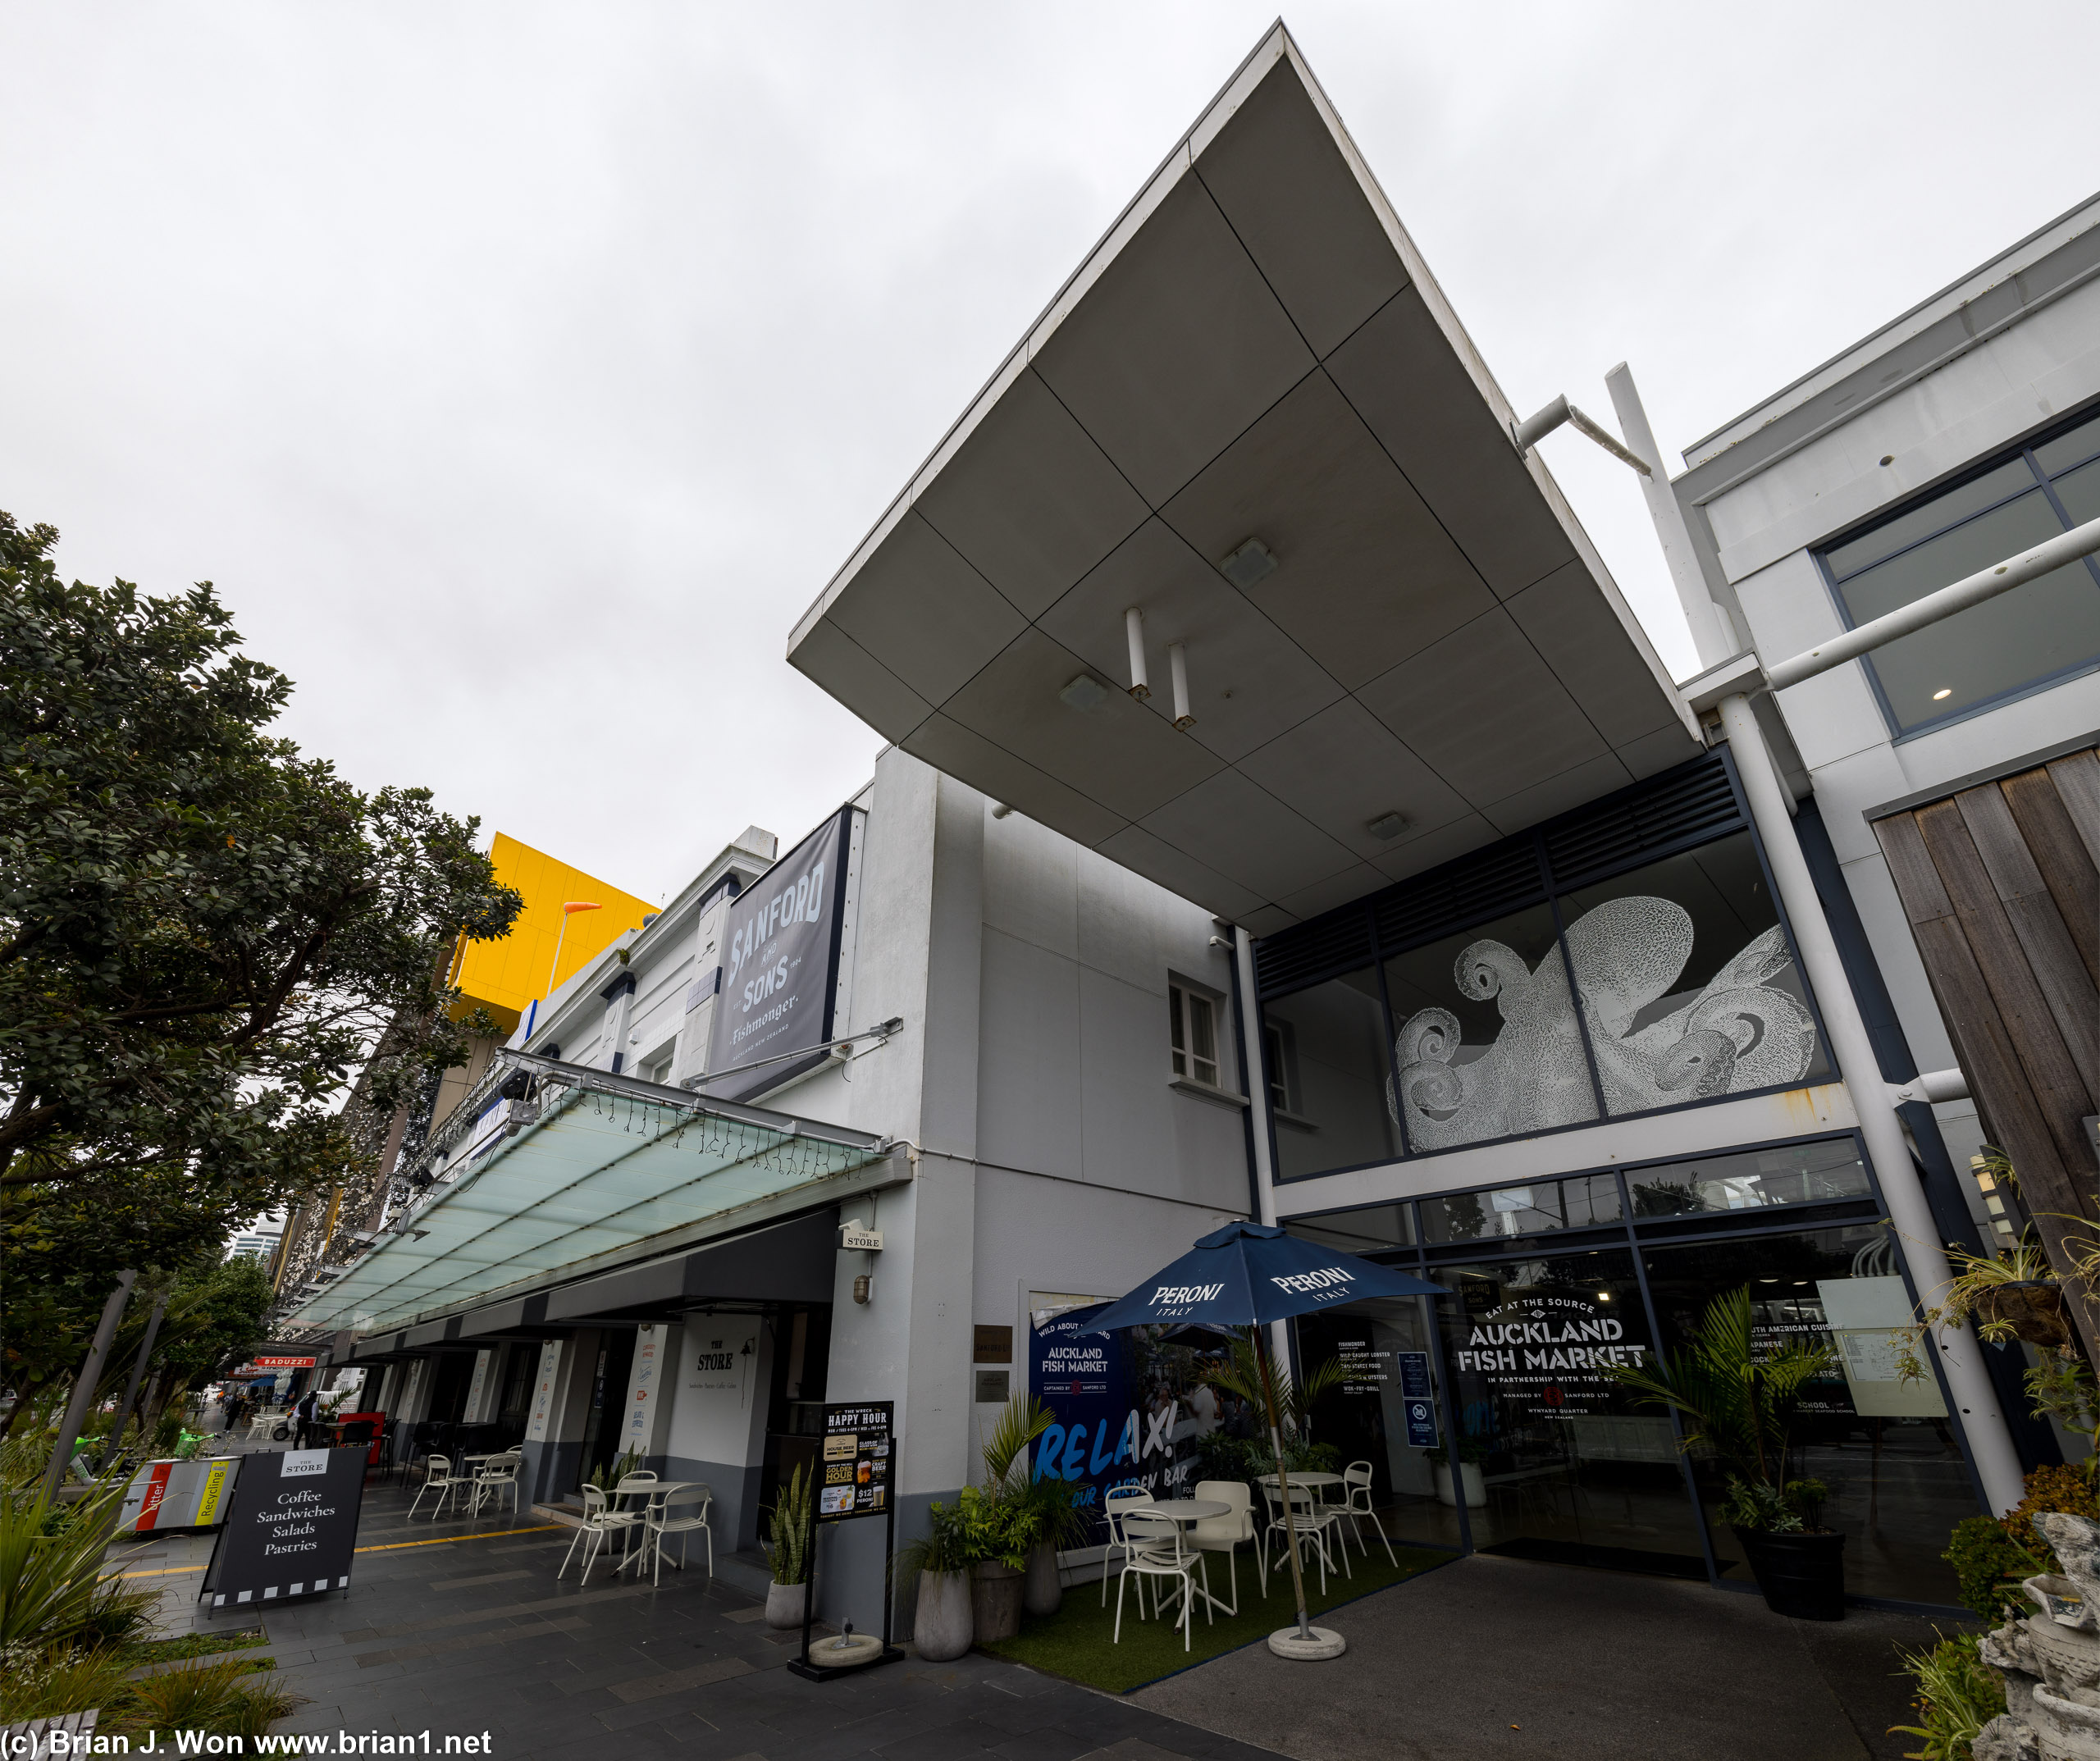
[1372,842,1545,952]
[1541,753,1740,887]
[1253,906,1373,998]
[1251,755,1746,998]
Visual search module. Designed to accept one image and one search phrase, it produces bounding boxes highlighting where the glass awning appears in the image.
[279,1056,894,1336]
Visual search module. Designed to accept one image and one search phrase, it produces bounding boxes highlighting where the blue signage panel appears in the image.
[1397,1350,1440,1449]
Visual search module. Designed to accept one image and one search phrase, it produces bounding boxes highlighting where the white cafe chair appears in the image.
[1100,1486,1156,1606]
[631,1484,714,1586]
[408,1454,461,1521]
[1259,1477,1346,1595]
[1113,1513,1212,1652]
[1189,1480,1256,1614]
[559,1485,645,1586]
[1339,1460,1398,1567]
[470,1452,522,1518]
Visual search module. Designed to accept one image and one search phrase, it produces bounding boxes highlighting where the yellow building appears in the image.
[450,833,656,1031]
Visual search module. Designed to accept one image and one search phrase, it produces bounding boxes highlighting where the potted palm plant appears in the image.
[1606,1284,1846,1620]
[975,1394,1080,1619]
[761,1461,811,1629]
[897,1499,974,1661]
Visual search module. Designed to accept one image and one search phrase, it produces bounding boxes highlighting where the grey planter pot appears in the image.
[972,1560,1025,1643]
[765,1581,806,1630]
[1024,1540,1062,1617]
[914,1568,973,1661]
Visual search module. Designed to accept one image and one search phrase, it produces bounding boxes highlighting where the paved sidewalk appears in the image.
[116,1481,1282,1761]
[1132,1552,1965,1761]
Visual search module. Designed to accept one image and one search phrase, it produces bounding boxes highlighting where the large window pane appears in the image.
[1421,1175,1621,1243]
[1262,970,1402,1179]
[1427,1251,1709,1577]
[2035,410,2100,477]
[1559,830,1829,1112]
[2055,454,2100,525]
[1824,458,2034,577]
[1626,1139,1870,1217]
[1285,1204,1414,1252]
[1836,489,2100,728]
[1643,1223,1970,1604]
[1382,904,1598,1152]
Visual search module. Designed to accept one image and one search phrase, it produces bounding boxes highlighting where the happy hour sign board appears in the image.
[203,1446,368,1609]
[817,1401,892,1521]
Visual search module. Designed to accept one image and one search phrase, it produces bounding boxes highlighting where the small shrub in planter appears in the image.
[1607,1286,1847,1619]
[761,1462,813,1629]
[1888,1630,2005,1760]
[897,1500,974,1661]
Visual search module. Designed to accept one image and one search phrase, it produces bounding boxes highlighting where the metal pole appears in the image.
[1232,929,1292,1371]
[99,1290,169,1475]
[1605,363,1735,668]
[1715,694,2025,1512]
[1253,1328,1314,1640]
[1765,514,2100,691]
[41,1270,137,1505]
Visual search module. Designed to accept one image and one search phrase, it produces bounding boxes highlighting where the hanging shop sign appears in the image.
[705,808,854,1103]
[1452,1293,1650,1418]
[250,1354,317,1370]
[817,1401,892,1521]
[203,1446,368,1611]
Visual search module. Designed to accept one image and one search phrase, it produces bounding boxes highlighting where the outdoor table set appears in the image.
[556,1473,714,1587]
[405,1448,522,1521]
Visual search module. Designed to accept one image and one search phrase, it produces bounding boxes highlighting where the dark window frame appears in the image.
[1258,749,1835,1184]
[1812,398,2100,741]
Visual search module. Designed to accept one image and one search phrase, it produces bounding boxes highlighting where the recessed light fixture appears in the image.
[1220,538,1277,589]
[1367,811,1409,841]
[1059,673,1110,712]
[1932,687,1952,700]
[1597,1291,1612,1303]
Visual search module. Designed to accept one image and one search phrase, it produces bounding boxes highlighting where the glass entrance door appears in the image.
[1428,1248,1710,1577]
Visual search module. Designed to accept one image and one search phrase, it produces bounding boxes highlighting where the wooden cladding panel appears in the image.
[1874,748,2100,1362]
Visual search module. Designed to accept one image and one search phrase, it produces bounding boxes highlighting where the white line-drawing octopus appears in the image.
[1387,899,1818,1149]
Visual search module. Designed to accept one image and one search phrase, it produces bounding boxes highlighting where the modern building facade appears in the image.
[278,27,2098,1625]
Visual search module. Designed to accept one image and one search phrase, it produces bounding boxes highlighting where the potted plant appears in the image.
[975,1394,1080,1620]
[761,1461,811,1629]
[1607,1284,1846,1620]
[956,1485,1034,1643]
[1425,1439,1488,1508]
[897,1499,974,1661]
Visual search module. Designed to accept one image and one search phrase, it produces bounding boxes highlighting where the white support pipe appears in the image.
[1124,607,1150,700]
[1892,1067,1970,1106]
[1234,927,1290,1366]
[1717,692,2024,1512]
[1168,642,1194,730]
[1769,515,2100,691]
[1606,363,1736,670]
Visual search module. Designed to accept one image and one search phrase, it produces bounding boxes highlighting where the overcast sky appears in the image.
[7,3,2097,903]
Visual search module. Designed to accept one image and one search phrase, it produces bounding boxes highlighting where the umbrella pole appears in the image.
[1253,1328,1313,1641]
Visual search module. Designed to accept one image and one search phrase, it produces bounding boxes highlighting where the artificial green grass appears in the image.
[978,1542,1448,1694]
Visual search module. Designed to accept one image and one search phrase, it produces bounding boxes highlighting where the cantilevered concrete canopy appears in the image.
[789,26,1701,936]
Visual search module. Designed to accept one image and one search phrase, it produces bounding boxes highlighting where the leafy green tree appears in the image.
[0,512,519,1426]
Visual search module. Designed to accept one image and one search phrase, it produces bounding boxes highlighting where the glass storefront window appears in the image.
[1298,1298,1457,1555]
[1420,1175,1621,1243]
[1287,1204,1414,1253]
[1642,1223,1969,1605]
[1427,1252,1710,1577]
[1625,1140,1870,1218]
[1262,970,1403,1179]
[1382,904,1598,1152]
[1559,831,1830,1114]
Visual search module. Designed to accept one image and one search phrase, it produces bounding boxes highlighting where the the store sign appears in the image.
[1396,1351,1440,1449]
[840,1225,883,1252]
[817,1401,892,1521]
[705,809,851,1102]
[203,1446,367,1608]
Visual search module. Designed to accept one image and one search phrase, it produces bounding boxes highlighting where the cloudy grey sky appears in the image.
[7,3,2096,902]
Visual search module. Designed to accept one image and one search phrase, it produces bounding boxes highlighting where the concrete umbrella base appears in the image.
[1268,1625,1346,1660]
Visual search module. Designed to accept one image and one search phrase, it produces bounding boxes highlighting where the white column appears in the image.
[1605,363,1737,668]
[1235,928,1290,1366]
[1718,691,2024,1512]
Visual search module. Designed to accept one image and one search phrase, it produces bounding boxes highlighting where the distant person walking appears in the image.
[294,1388,320,1449]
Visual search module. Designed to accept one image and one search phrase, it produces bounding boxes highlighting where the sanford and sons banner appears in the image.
[1025,1304,1236,1548]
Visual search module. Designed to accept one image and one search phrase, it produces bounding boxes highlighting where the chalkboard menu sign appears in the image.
[203,1447,368,1610]
[817,1401,892,1522]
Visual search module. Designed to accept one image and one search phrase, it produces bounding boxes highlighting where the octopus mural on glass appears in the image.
[1387,898,1820,1150]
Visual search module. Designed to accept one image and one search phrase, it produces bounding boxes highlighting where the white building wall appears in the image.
[1689,235,2100,1193]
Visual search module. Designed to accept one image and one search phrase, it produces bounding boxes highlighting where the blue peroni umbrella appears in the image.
[1089,1222,1443,1655]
